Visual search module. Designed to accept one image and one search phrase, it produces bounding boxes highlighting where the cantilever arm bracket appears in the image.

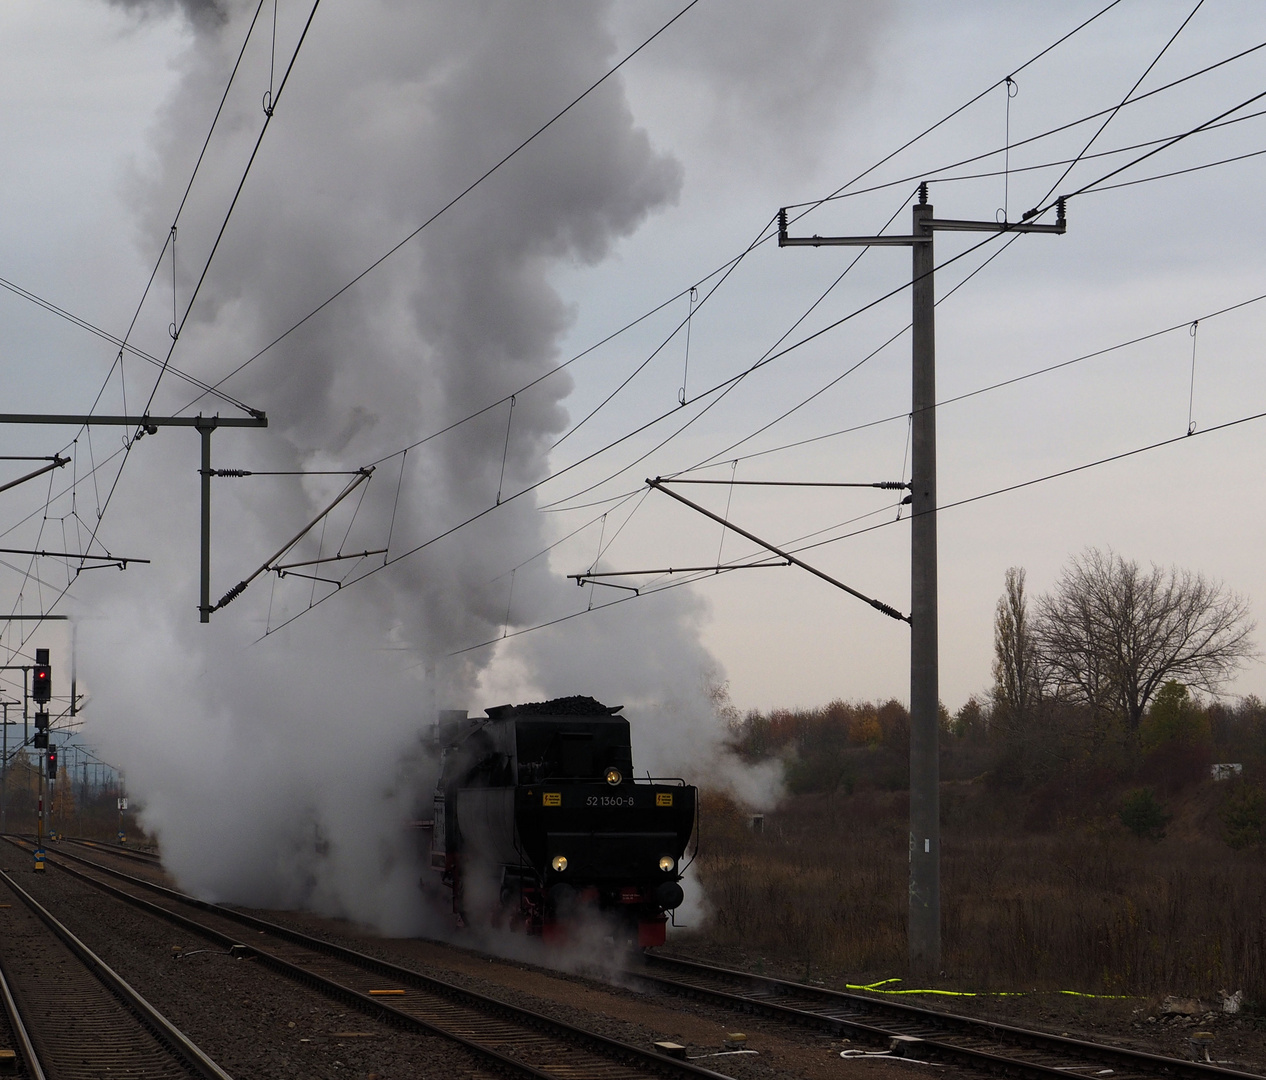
[647,478,908,623]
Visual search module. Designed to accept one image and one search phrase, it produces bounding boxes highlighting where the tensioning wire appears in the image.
[789,35,1266,212]
[538,215,1016,514]
[682,224,1026,479]
[203,3,1127,487]
[262,216,1032,642]
[194,0,705,404]
[439,399,1266,657]
[1029,0,1206,212]
[678,286,1266,479]
[1025,80,1266,222]
[68,0,322,609]
[800,0,1128,214]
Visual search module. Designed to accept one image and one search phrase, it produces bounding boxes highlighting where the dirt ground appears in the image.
[46,841,1266,1079]
[661,936,1266,1075]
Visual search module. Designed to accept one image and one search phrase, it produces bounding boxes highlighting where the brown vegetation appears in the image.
[688,691,1266,1008]
[1,752,135,840]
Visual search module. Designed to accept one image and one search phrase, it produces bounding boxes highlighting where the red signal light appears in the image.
[32,664,50,704]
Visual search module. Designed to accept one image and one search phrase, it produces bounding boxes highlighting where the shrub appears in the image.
[1119,787,1170,839]
[785,749,853,795]
[1140,738,1212,796]
[1220,783,1265,850]
[1139,681,1211,752]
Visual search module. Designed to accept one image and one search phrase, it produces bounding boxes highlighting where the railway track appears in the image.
[4,838,734,1080]
[61,837,162,868]
[0,864,232,1080]
[42,836,1260,1080]
[633,953,1265,1080]
[0,949,39,1079]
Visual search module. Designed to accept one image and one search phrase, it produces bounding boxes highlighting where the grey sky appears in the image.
[2,0,1264,726]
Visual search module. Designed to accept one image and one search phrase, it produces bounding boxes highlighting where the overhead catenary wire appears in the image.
[230,6,1266,640]
[678,287,1266,477]
[257,216,1056,638]
[141,0,323,417]
[1,0,277,652]
[792,405,1266,560]
[541,210,1027,519]
[196,0,705,403]
[407,56,1266,521]
[1025,0,1206,216]
[205,2,1132,488]
[807,103,1266,206]
[807,0,1128,212]
[0,275,252,412]
[536,195,940,511]
[1072,144,1266,195]
[446,404,1266,658]
[471,282,1266,641]
[1026,81,1266,221]
[788,37,1266,211]
[212,17,1266,563]
[41,0,323,641]
[551,211,779,451]
[682,223,1027,481]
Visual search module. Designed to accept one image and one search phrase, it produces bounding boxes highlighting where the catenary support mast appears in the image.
[0,412,267,622]
[908,194,939,972]
[780,183,1065,971]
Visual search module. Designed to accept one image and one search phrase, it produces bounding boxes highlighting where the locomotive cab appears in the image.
[430,696,696,947]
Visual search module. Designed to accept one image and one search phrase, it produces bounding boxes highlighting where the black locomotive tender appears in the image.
[430,696,696,947]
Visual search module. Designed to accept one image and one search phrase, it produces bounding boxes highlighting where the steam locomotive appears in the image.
[429,696,696,947]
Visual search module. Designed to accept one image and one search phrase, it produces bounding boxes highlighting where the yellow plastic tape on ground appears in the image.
[843,979,1132,1000]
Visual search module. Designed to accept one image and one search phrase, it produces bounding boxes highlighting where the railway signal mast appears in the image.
[32,648,52,871]
[779,183,1066,971]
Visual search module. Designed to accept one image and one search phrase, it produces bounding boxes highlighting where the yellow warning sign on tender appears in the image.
[543,792,561,806]
[656,793,673,807]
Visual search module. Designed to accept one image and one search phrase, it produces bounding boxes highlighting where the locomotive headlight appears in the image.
[604,767,622,786]
[551,855,568,872]
[658,855,675,873]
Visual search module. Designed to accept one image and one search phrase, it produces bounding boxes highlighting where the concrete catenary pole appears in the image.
[908,190,940,972]
[779,184,1065,973]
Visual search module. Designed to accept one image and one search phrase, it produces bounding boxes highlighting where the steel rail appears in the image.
[0,866,234,1080]
[14,840,732,1080]
[63,836,163,866]
[637,954,1265,1080]
[0,955,46,1080]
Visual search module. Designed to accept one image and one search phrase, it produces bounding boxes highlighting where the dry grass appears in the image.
[2,757,133,841]
[689,787,1266,1004]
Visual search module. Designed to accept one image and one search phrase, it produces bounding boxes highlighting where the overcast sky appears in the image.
[3,0,1265,726]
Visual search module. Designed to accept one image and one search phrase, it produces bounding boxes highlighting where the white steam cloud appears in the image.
[76,1,874,933]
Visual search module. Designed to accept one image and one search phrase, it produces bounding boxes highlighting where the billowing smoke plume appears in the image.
[78,1,862,931]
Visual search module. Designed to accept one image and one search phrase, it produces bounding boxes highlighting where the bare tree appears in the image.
[992,567,1039,733]
[1035,548,1256,733]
